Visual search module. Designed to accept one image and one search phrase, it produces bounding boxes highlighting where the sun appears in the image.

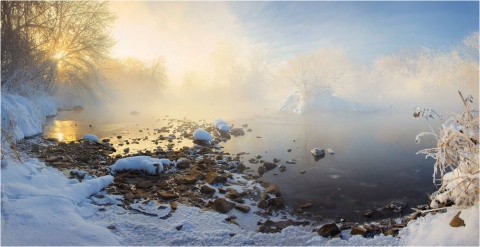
[54,50,65,60]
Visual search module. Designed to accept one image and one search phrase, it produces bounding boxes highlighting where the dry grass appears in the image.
[416,91,479,208]
[1,129,23,162]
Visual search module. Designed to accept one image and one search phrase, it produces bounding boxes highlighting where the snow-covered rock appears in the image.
[311,148,326,157]
[83,134,99,142]
[110,156,170,175]
[214,119,230,132]
[193,128,213,141]
[327,149,335,154]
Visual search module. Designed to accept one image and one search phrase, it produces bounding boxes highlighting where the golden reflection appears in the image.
[56,133,64,142]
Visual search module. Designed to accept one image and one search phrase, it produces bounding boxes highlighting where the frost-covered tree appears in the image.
[282,49,354,101]
[1,1,115,95]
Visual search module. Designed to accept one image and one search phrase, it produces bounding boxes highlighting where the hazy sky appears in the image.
[110,1,479,77]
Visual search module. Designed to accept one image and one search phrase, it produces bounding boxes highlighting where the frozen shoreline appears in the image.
[1,92,478,245]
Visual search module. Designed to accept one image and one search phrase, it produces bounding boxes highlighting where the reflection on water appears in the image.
[44,106,437,222]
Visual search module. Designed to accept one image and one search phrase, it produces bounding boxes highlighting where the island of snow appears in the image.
[110,156,170,175]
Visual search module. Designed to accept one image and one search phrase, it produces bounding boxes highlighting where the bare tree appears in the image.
[284,49,352,101]
[1,1,115,94]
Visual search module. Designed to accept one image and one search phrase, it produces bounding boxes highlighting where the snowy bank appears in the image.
[279,91,391,114]
[1,92,57,141]
[1,157,118,245]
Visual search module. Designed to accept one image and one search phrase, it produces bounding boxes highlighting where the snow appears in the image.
[110,156,170,175]
[279,91,391,114]
[214,119,230,132]
[1,92,57,141]
[399,206,479,246]
[1,92,478,246]
[1,157,118,245]
[83,133,99,142]
[193,128,213,141]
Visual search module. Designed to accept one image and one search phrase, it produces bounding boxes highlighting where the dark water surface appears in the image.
[44,105,437,222]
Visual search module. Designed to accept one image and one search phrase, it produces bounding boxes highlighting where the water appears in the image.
[43,105,437,222]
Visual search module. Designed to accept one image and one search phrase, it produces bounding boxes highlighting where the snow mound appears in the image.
[279,91,391,114]
[193,128,213,141]
[110,156,169,175]
[1,157,118,245]
[214,119,230,132]
[83,134,99,142]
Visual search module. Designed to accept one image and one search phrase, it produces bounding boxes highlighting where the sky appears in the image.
[109,1,479,79]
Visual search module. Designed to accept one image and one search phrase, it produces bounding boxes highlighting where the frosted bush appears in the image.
[415,91,479,208]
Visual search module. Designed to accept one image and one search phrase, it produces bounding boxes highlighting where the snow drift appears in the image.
[279,91,391,114]
[110,156,170,175]
[1,92,57,141]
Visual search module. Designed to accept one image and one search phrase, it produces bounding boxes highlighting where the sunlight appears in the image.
[56,132,64,142]
[54,50,65,60]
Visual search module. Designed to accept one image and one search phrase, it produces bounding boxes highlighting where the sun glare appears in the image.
[54,50,65,60]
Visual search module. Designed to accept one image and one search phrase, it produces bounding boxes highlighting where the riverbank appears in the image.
[1,92,478,245]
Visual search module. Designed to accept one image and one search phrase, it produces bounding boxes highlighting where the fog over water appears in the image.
[48,1,478,222]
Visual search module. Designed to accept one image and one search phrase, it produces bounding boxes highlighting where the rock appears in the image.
[317,223,341,238]
[231,128,245,137]
[287,149,292,152]
[383,228,399,237]
[200,185,216,194]
[258,166,267,177]
[235,205,251,213]
[273,158,281,163]
[125,192,134,201]
[212,198,235,213]
[383,201,407,212]
[362,210,373,218]
[257,178,271,188]
[158,191,178,199]
[136,181,153,189]
[286,159,296,164]
[257,219,294,233]
[450,211,466,227]
[267,197,285,209]
[176,158,191,169]
[175,225,183,231]
[300,203,314,209]
[205,171,227,185]
[176,175,198,185]
[350,225,368,237]
[170,201,179,210]
[279,165,287,172]
[261,184,282,199]
[311,148,325,157]
[299,170,306,174]
[327,149,334,154]
[257,199,268,209]
[107,225,116,230]
[263,162,277,171]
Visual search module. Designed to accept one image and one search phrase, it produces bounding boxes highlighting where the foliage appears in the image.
[415,91,479,207]
[1,1,115,94]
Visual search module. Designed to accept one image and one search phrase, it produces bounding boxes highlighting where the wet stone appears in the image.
[317,223,341,238]
[212,198,235,214]
[200,185,216,194]
[235,205,251,213]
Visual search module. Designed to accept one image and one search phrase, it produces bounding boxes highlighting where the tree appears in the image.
[1,1,115,94]
[283,49,353,101]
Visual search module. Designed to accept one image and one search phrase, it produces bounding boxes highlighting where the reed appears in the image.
[415,91,479,208]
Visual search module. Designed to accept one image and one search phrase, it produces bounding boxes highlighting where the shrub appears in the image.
[415,91,479,208]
